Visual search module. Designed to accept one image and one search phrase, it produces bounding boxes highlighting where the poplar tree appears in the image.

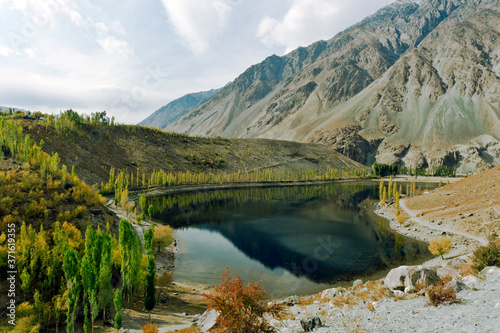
[388,175,393,199]
[63,249,80,333]
[98,233,113,325]
[114,289,123,329]
[144,254,156,321]
[144,224,154,256]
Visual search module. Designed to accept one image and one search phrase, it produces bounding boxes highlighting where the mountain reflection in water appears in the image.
[148,182,434,297]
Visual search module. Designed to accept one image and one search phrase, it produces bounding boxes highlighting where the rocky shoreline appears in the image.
[197,184,499,332]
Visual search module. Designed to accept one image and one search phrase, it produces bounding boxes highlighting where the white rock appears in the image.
[384,266,411,290]
[198,309,218,333]
[479,266,500,280]
[393,290,405,298]
[321,287,339,299]
[404,285,417,294]
[353,279,363,287]
[462,275,480,289]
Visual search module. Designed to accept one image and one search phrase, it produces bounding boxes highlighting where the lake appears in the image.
[148,181,435,298]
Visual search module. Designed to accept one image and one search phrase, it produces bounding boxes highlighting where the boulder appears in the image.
[478,266,500,280]
[198,309,218,333]
[353,279,363,287]
[384,266,411,291]
[447,279,469,292]
[300,316,322,332]
[384,265,440,291]
[445,258,467,269]
[434,265,460,279]
[462,275,480,288]
[321,288,339,299]
[404,266,441,289]
[280,295,300,306]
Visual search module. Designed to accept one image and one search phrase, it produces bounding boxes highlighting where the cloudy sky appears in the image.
[0,0,395,124]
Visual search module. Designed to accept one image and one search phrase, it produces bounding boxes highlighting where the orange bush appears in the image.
[203,268,283,333]
[142,322,159,333]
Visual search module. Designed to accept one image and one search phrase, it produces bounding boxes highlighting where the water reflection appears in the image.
[148,182,435,297]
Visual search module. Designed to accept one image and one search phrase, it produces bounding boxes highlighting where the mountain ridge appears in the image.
[139,87,222,129]
[165,0,499,173]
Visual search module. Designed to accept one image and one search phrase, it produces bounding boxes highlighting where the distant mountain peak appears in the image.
[166,0,500,173]
[139,87,223,129]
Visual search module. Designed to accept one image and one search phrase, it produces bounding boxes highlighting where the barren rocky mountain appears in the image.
[164,0,500,173]
[139,88,222,129]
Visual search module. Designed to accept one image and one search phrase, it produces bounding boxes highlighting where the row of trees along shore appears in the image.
[0,115,171,332]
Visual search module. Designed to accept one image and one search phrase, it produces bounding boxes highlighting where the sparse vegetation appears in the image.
[426,276,461,307]
[471,233,500,271]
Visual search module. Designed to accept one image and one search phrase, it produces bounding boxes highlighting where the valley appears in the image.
[1,0,499,332]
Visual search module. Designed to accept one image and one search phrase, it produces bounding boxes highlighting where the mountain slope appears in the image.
[21,121,367,187]
[167,0,500,173]
[139,88,222,129]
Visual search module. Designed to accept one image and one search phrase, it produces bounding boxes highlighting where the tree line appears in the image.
[0,115,172,332]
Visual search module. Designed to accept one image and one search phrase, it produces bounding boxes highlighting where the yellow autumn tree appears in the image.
[152,225,174,253]
[429,237,452,259]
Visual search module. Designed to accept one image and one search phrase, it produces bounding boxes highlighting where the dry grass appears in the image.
[458,264,478,277]
[330,281,388,309]
[341,312,366,333]
[366,302,375,312]
[426,275,461,307]
[299,293,324,305]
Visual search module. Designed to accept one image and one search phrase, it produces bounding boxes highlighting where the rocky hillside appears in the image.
[139,88,222,129]
[167,0,500,173]
[21,121,367,187]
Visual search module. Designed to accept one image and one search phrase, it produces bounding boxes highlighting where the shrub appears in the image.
[428,237,452,259]
[471,233,500,271]
[397,214,407,224]
[202,268,284,333]
[142,322,159,333]
[426,276,461,307]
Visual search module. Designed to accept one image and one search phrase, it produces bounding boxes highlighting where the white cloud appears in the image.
[257,0,341,53]
[0,45,14,56]
[97,36,133,58]
[4,0,84,28]
[257,0,394,53]
[160,0,234,54]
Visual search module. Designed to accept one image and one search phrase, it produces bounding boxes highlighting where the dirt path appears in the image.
[399,199,488,246]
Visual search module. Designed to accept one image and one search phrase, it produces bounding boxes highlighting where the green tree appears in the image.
[90,289,99,333]
[139,194,147,213]
[98,233,113,323]
[20,267,31,299]
[119,219,137,299]
[144,224,154,256]
[148,204,154,220]
[114,289,123,330]
[63,249,80,333]
[144,255,156,321]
